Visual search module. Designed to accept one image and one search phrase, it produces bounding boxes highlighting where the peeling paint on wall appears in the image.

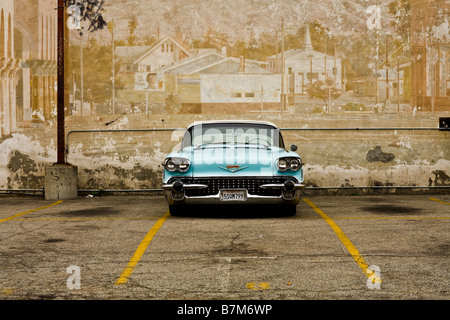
[0,133,56,189]
[430,170,450,186]
[366,146,395,163]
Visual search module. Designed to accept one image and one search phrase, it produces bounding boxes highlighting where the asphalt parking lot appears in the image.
[0,193,448,300]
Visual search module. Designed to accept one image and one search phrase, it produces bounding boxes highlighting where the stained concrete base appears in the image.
[45,164,78,200]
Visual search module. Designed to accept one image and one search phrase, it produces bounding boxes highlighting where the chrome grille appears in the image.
[173,177,288,197]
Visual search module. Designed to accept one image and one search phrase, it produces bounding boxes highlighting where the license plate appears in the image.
[220,190,247,201]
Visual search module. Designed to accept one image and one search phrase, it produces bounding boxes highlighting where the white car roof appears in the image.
[186,120,279,129]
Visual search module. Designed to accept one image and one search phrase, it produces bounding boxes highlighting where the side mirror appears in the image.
[290,144,298,152]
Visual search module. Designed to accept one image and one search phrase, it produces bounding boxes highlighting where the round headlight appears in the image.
[178,161,190,172]
[278,159,288,171]
[165,159,176,171]
[289,158,301,171]
[164,158,190,172]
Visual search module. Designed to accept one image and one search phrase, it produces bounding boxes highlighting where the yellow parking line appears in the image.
[246,282,270,290]
[115,211,170,286]
[13,217,160,222]
[0,288,13,295]
[429,198,450,205]
[0,201,63,224]
[303,198,382,285]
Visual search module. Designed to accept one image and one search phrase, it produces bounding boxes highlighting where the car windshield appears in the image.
[181,123,285,149]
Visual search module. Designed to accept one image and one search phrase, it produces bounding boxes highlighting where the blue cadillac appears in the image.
[162,120,305,215]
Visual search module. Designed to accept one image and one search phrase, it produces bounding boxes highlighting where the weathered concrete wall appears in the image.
[0,112,449,194]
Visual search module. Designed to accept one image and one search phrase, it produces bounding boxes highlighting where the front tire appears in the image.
[169,205,185,216]
[283,205,297,216]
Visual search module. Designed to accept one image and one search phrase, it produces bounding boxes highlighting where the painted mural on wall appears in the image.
[0,0,449,192]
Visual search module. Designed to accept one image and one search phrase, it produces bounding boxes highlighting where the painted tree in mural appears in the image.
[388,0,411,47]
[69,38,123,113]
[67,0,121,113]
[194,27,230,51]
[388,0,449,47]
[305,80,342,108]
[126,15,138,46]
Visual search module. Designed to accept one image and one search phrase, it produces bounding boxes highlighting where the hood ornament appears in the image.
[219,165,248,173]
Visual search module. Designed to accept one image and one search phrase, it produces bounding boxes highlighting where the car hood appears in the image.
[171,145,298,177]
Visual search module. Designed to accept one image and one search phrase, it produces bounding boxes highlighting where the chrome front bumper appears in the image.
[162,180,305,206]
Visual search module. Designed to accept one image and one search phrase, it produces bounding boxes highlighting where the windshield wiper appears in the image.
[194,142,272,150]
[243,143,272,149]
[194,142,229,149]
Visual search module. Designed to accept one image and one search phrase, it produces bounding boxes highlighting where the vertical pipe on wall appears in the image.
[56,0,65,164]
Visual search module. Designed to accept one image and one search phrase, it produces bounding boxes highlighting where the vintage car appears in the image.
[161,120,305,215]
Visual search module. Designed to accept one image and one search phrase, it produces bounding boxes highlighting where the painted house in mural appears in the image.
[376,45,411,106]
[266,25,343,96]
[353,45,411,105]
[158,52,281,114]
[115,36,191,110]
[116,36,190,74]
